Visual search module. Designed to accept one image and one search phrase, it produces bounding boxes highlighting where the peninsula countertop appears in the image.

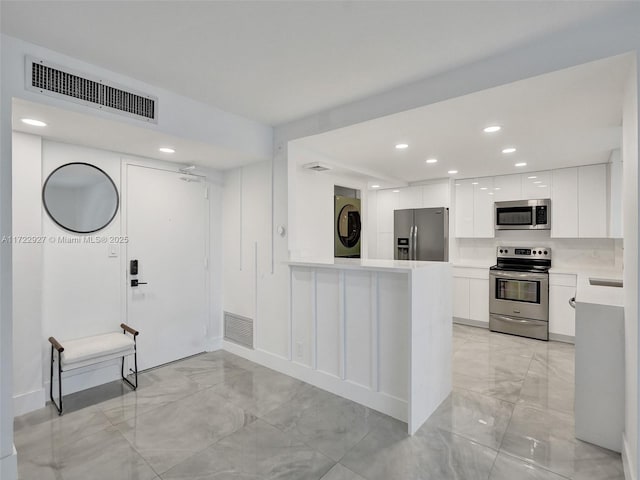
[288,257,450,272]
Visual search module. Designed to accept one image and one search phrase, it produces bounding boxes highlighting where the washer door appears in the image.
[334,196,361,257]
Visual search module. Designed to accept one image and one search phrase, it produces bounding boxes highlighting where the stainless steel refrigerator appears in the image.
[394,207,449,261]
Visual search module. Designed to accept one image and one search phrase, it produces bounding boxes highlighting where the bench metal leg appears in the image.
[121,335,138,391]
[50,345,63,415]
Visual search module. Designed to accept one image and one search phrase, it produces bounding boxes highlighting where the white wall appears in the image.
[11,133,44,416]
[288,144,368,261]
[11,138,224,415]
[623,57,639,480]
[1,34,271,479]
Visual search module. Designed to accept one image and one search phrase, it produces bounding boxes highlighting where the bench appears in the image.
[48,323,139,415]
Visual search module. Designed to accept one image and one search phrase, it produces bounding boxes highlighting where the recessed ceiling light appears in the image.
[159,147,175,153]
[528,176,537,179]
[533,181,542,184]
[515,162,527,167]
[483,125,501,133]
[472,182,479,185]
[21,118,47,127]
[395,143,409,149]
[426,158,438,164]
[480,187,488,190]
[392,190,400,193]
[502,147,516,154]
[488,192,494,195]
[448,170,458,175]
[538,185,547,188]
[371,184,380,188]
[494,187,501,190]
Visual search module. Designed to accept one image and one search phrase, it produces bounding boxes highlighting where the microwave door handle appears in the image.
[413,225,418,260]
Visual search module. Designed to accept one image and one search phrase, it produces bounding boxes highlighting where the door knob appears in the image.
[131,279,148,287]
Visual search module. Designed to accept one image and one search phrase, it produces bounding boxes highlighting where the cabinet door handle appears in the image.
[568,297,576,309]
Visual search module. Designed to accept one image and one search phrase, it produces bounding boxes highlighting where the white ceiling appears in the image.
[0,1,630,126]
[292,54,631,187]
[12,98,258,169]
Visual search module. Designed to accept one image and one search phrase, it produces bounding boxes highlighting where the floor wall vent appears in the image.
[224,312,254,348]
[25,56,158,123]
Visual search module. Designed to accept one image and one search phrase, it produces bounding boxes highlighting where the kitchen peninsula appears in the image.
[288,258,452,434]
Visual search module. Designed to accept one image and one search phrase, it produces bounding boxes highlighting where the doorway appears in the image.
[125,163,208,370]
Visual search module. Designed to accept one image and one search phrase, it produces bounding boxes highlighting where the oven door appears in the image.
[489,270,549,321]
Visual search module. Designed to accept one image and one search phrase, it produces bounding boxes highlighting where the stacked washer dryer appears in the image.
[334,195,361,258]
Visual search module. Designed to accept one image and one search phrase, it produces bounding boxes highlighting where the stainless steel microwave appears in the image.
[495,199,551,230]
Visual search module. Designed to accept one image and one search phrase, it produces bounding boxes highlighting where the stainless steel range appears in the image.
[489,246,551,341]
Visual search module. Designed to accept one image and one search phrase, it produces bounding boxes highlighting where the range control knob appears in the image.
[533,251,537,254]
[499,249,503,253]
[544,250,548,255]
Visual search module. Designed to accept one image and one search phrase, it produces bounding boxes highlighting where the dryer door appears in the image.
[334,196,361,258]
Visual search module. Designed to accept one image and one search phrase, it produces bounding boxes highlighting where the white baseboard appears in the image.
[0,445,17,480]
[13,388,46,417]
[453,317,488,329]
[453,318,575,344]
[222,340,408,423]
[622,433,636,480]
[205,336,222,352]
[549,332,575,344]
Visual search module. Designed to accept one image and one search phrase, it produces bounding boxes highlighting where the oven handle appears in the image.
[490,270,549,281]
[491,314,536,325]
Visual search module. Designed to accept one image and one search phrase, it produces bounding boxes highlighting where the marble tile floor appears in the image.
[14,324,623,480]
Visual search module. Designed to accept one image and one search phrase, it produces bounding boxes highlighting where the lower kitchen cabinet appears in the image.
[453,267,489,325]
[469,278,489,323]
[548,274,577,340]
[453,277,470,319]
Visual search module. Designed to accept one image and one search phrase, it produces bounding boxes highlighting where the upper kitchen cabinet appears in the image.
[473,177,494,238]
[522,171,551,199]
[493,174,521,202]
[551,168,579,238]
[397,185,423,210]
[578,164,607,238]
[454,176,494,238]
[551,164,608,238]
[376,189,399,234]
[454,179,475,237]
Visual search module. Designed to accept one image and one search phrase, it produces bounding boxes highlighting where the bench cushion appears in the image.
[60,333,135,368]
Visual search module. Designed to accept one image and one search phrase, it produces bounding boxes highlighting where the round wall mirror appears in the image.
[337,204,361,248]
[43,162,119,233]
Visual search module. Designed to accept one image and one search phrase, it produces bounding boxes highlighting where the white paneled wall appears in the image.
[289,266,409,417]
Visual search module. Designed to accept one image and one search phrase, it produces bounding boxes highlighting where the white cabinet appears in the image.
[453,268,489,325]
[493,174,521,202]
[398,186,422,210]
[473,177,494,238]
[453,277,470,319]
[549,273,577,339]
[523,171,551,199]
[422,182,450,208]
[578,164,607,238]
[469,278,489,323]
[454,180,475,238]
[551,168,579,238]
[376,189,398,234]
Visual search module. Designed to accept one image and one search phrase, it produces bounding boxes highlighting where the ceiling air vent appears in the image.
[303,162,332,172]
[25,56,158,123]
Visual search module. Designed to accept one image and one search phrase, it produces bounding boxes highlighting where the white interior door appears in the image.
[126,164,207,370]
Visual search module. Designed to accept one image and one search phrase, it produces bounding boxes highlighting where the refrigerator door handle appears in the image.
[413,225,418,260]
[409,225,415,260]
